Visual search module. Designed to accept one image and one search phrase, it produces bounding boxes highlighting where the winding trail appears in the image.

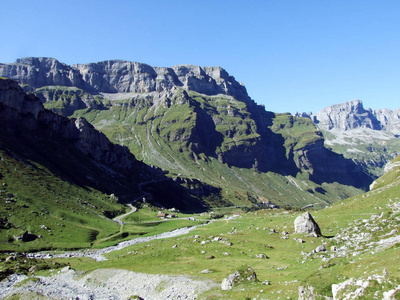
[113,203,137,225]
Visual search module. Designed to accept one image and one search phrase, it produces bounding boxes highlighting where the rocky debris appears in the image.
[255,253,269,259]
[221,266,257,291]
[0,268,218,300]
[294,212,321,236]
[332,273,392,300]
[298,285,316,300]
[294,237,305,243]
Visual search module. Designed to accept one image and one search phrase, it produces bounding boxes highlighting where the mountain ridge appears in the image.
[0,58,374,207]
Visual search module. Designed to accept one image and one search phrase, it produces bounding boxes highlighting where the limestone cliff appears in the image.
[0,57,250,102]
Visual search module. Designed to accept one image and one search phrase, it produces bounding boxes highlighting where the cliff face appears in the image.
[0,57,250,102]
[0,78,136,171]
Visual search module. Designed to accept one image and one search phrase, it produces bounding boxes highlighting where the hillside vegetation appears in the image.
[2,155,398,299]
[35,87,367,208]
[58,155,400,299]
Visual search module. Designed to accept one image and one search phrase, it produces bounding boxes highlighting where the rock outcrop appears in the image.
[294,212,321,236]
[221,266,257,290]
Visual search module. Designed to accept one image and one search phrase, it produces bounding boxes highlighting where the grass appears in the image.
[2,156,399,298]
[39,87,367,210]
[41,157,399,299]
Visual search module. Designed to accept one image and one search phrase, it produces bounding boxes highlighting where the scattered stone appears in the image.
[17,231,38,242]
[201,269,212,274]
[255,253,269,259]
[205,255,215,259]
[28,266,37,273]
[223,252,230,256]
[172,244,178,248]
[383,268,388,276]
[60,266,71,273]
[315,245,326,253]
[221,266,257,291]
[5,256,15,262]
[294,212,321,236]
[298,285,316,300]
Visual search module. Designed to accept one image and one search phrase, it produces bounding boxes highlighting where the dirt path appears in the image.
[113,203,137,225]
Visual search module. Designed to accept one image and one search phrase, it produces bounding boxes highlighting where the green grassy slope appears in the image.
[37,88,367,208]
[54,155,400,299]
[0,143,122,252]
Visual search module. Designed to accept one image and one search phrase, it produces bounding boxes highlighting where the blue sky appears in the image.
[1,0,399,113]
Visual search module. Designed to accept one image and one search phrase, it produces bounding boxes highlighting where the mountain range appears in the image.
[0,57,384,208]
[1,58,400,299]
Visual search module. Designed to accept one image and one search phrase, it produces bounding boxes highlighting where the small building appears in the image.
[157,212,168,218]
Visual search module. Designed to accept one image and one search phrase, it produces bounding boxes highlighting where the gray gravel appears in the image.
[0,267,218,299]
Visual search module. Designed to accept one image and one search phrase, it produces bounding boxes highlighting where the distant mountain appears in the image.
[0,58,374,207]
[296,100,400,176]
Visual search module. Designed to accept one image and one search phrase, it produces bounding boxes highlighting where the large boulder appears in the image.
[294,212,321,236]
[221,265,257,290]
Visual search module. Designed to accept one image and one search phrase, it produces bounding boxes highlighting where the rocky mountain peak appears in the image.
[297,100,400,135]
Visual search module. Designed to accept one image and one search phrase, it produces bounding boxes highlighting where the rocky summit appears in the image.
[297,100,400,177]
[0,57,374,208]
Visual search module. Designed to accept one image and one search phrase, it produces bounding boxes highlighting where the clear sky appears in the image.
[1,0,399,113]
